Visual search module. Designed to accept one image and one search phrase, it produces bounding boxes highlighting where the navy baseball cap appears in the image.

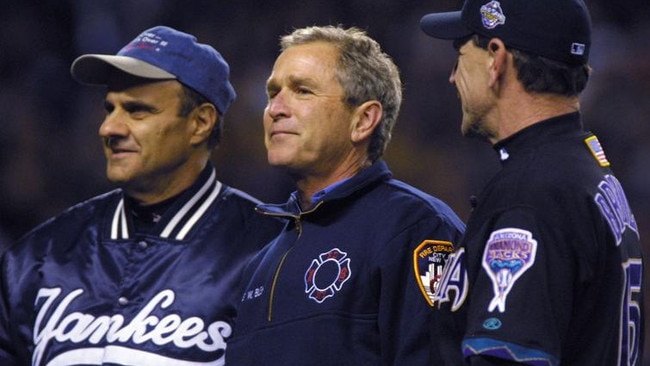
[420,0,592,65]
[71,26,236,115]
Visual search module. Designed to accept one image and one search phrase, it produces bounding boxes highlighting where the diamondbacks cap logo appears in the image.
[482,228,537,313]
[585,135,610,167]
[304,248,351,303]
[414,240,455,306]
[481,0,506,29]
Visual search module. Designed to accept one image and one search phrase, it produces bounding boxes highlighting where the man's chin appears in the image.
[105,169,133,186]
[461,119,493,142]
[266,152,293,168]
[462,128,487,141]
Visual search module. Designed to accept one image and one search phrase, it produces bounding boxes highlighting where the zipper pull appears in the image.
[295,217,302,237]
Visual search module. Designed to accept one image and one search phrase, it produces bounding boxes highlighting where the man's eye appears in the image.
[267,90,278,99]
[104,102,115,115]
[125,104,156,118]
[130,111,147,119]
[296,87,312,95]
[453,34,473,51]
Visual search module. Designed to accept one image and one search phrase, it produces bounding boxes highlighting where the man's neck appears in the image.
[491,93,580,144]
[294,158,371,210]
[124,159,209,205]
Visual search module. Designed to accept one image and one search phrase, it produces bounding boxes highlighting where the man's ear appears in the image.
[351,100,382,143]
[487,38,508,88]
[190,103,218,146]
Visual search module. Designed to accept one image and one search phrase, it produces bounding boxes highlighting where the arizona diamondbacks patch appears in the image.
[414,240,454,306]
[482,228,537,313]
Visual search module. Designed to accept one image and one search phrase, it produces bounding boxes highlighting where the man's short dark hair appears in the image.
[470,35,591,96]
[178,86,222,149]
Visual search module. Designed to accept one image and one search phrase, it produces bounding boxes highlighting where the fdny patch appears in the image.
[414,240,455,306]
[480,1,506,29]
[304,248,351,303]
[585,135,610,167]
[482,228,537,313]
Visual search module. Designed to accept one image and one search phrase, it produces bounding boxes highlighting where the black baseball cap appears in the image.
[420,0,592,65]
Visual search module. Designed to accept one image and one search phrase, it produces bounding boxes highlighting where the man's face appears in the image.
[100,79,195,198]
[263,42,357,178]
[450,38,496,140]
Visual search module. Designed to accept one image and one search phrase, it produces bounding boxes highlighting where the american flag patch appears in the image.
[585,136,610,167]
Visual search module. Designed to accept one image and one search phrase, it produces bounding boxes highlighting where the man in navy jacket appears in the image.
[227,25,465,365]
[0,26,282,365]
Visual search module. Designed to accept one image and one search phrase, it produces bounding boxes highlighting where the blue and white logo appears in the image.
[482,228,537,313]
[480,1,506,29]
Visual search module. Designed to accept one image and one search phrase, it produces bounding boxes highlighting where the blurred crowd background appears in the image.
[1,0,649,361]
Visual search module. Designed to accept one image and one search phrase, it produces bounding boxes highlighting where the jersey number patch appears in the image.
[620,259,642,365]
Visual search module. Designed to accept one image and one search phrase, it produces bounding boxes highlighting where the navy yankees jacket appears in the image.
[227,160,465,365]
[0,165,283,366]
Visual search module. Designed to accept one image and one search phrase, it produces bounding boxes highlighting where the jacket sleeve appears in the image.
[0,251,20,366]
[377,213,464,365]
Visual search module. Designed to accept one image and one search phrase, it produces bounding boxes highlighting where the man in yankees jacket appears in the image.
[0,26,282,365]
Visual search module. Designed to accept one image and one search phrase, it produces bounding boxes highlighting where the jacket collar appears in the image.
[493,112,582,164]
[109,165,222,240]
[257,160,392,217]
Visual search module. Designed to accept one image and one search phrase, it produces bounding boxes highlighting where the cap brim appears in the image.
[420,11,473,40]
[70,54,176,85]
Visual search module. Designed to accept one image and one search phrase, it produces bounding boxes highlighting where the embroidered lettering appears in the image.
[483,228,537,313]
[594,175,639,245]
[32,288,230,366]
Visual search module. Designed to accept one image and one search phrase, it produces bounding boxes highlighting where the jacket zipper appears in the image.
[267,217,301,321]
[263,201,322,322]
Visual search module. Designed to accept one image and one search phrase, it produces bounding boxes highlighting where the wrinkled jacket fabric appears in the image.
[0,166,283,366]
[228,160,465,365]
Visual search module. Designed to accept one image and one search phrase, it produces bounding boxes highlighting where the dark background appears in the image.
[1,0,649,362]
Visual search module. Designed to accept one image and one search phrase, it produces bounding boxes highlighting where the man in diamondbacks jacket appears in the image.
[420,0,644,364]
[0,26,282,365]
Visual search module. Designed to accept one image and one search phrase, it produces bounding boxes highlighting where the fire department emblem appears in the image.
[304,248,351,303]
[414,240,455,306]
